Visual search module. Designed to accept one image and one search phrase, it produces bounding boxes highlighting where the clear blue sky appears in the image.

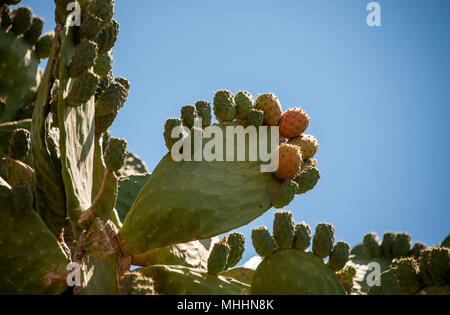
[24,0,450,263]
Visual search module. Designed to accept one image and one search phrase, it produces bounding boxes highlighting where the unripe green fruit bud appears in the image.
[235,91,254,120]
[395,258,421,294]
[1,5,12,31]
[96,19,119,55]
[245,109,264,127]
[442,234,450,248]
[273,211,295,250]
[328,241,351,271]
[410,242,426,259]
[67,71,99,107]
[294,160,321,194]
[195,100,212,128]
[363,232,382,258]
[95,112,116,135]
[54,0,72,24]
[95,81,127,115]
[8,128,30,160]
[24,17,44,45]
[381,232,395,259]
[293,222,311,250]
[95,71,113,98]
[312,223,335,258]
[69,39,98,78]
[88,0,115,23]
[163,118,183,151]
[207,239,230,275]
[35,32,54,59]
[12,183,33,213]
[272,180,298,209]
[226,232,245,269]
[11,6,32,35]
[255,93,282,126]
[94,51,113,77]
[115,76,130,91]
[104,137,127,171]
[181,105,198,129]
[419,246,449,286]
[393,233,411,259]
[252,226,275,258]
[80,12,103,41]
[213,89,236,123]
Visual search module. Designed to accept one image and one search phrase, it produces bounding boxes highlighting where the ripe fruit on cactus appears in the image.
[274,143,302,180]
[213,90,236,123]
[288,134,319,161]
[255,93,282,126]
[235,91,254,120]
[207,238,230,275]
[279,107,310,138]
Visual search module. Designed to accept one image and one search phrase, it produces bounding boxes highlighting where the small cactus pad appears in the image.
[163,118,184,151]
[293,222,312,250]
[67,71,99,107]
[293,159,321,194]
[272,180,298,209]
[279,107,310,138]
[245,109,264,127]
[363,232,382,258]
[252,226,275,258]
[273,211,295,250]
[11,6,32,36]
[288,134,319,160]
[213,90,236,123]
[381,232,395,259]
[181,105,198,129]
[226,232,246,269]
[207,240,230,275]
[69,39,98,78]
[255,93,282,126]
[34,32,54,59]
[8,128,30,160]
[312,223,335,258]
[235,91,254,120]
[328,241,351,271]
[251,249,346,295]
[104,137,127,171]
[194,100,212,127]
[274,143,302,180]
[393,233,411,259]
[410,242,426,259]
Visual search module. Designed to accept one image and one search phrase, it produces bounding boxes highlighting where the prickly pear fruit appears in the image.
[410,242,426,259]
[24,17,44,45]
[293,222,311,250]
[88,0,115,23]
[395,258,421,294]
[381,232,395,259]
[337,265,356,294]
[96,19,119,55]
[12,183,33,213]
[328,241,350,271]
[11,6,32,35]
[235,91,254,120]
[272,180,298,209]
[419,246,449,286]
[313,223,335,258]
[115,76,130,91]
[95,81,128,115]
[213,90,236,123]
[195,100,212,128]
[69,39,98,77]
[34,32,54,59]
[80,11,103,41]
[363,232,382,258]
[207,238,230,275]
[252,226,275,258]
[274,143,302,180]
[255,93,282,126]
[226,232,245,269]
[67,71,99,107]
[181,105,198,129]
[293,159,321,194]
[288,134,318,160]
[93,51,113,78]
[8,128,30,160]
[120,271,154,295]
[442,234,450,248]
[1,5,12,31]
[279,107,310,138]
[96,72,113,97]
[393,233,411,259]
[273,211,295,250]
[163,118,183,151]
[245,109,264,127]
[104,137,127,171]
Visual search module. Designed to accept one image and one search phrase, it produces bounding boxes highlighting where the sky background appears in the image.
[23,0,450,263]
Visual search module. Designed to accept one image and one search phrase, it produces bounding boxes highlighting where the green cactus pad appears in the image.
[11,183,33,213]
[312,223,335,258]
[120,271,154,295]
[226,232,246,269]
[2,157,34,187]
[251,226,275,258]
[235,91,254,120]
[119,124,281,255]
[273,211,295,250]
[367,269,405,295]
[363,232,382,258]
[34,32,54,59]
[116,174,149,222]
[24,16,44,45]
[137,265,250,295]
[195,100,212,128]
[395,258,421,294]
[80,11,103,41]
[95,81,128,116]
[207,241,230,275]
[69,39,98,78]
[94,51,113,77]
[221,267,256,286]
[293,160,321,194]
[381,232,395,259]
[11,6,32,35]
[272,180,298,209]
[337,265,357,294]
[88,0,115,23]
[293,222,311,250]
[393,233,411,259]
[67,71,99,107]
[8,128,30,160]
[329,241,351,272]
[251,249,346,295]
[213,90,236,123]
[181,105,198,129]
